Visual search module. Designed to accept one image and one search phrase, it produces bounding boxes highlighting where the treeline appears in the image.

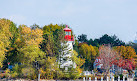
[73,34,137,71]
[0,18,85,79]
[0,18,137,80]
[77,34,125,47]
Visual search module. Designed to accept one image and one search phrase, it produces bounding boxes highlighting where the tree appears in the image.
[40,33,55,57]
[18,25,44,63]
[113,46,136,74]
[5,25,43,65]
[20,45,45,65]
[5,22,20,66]
[79,43,98,70]
[9,22,19,47]
[41,24,65,57]
[18,25,43,46]
[53,28,65,57]
[40,29,65,57]
[0,18,15,67]
[5,24,44,79]
[92,39,100,47]
[41,57,60,79]
[72,50,85,69]
[73,39,79,53]
[86,34,125,47]
[19,44,45,79]
[30,23,41,30]
[77,34,88,43]
[98,45,120,75]
[134,55,137,68]
[98,34,125,46]
[114,46,136,59]
[43,24,63,35]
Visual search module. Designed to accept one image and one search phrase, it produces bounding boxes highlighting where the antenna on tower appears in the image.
[134,32,137,43]
[135,32,137,40]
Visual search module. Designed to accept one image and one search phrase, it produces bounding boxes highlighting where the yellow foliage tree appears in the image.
[114,46,136,59]
[0,18,13,67]
[18,25,43,46]
[79,43,98,70]
[72,50,85,74]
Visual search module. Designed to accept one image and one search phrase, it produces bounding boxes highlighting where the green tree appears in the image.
[40,33,55,57]
[79,43,97,70]
[30,23,41,30]
[20,45,45,65]
[19,44,45,79]
[97,34,125,46]
[86,34,125,47]
[73,39,79,53]
[77,34,88,43]
[41,24,65,57]
[5,22,19,66]
[6,24,43,66]
[41,57,64,79]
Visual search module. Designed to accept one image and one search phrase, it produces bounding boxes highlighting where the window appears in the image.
[69,32,71,35]
[65,32,68,35]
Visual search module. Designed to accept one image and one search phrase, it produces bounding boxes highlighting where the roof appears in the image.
[63,25,71,31]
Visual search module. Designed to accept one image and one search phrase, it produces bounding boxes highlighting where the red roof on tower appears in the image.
[63,25,71,31]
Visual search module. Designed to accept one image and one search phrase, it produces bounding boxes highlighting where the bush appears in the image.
[0,73,4,78]
[21,67,37,79]
[4,69,10,78]
[10,71,18,78]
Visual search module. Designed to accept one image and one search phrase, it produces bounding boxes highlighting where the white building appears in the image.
[59,25,76,71]
[93,57,103,69]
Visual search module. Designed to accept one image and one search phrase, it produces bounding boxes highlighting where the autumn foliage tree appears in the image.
[114,46,136,74]
[98,45,120,74]
[79,43,98,70]
[18,25,43,46]
[114,46,136,59]
[2,18,136,80]
[0,18,16,67]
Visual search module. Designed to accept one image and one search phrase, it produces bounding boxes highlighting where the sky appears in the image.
[0,0,137,43]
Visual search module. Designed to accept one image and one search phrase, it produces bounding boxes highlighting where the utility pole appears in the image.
[36,61,40,81]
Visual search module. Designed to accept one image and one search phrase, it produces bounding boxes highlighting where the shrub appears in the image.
[21,67,37,79]
[10,71,18,78]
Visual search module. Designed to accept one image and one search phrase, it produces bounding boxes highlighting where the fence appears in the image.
[82,76,134,81]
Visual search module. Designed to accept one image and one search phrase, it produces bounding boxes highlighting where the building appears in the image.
[59,25,76,71]
[93,57,103,69]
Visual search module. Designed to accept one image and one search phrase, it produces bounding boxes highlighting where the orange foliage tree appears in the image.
[114,46,136,73]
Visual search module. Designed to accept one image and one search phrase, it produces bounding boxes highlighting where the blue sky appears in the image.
[0,0,137,42]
